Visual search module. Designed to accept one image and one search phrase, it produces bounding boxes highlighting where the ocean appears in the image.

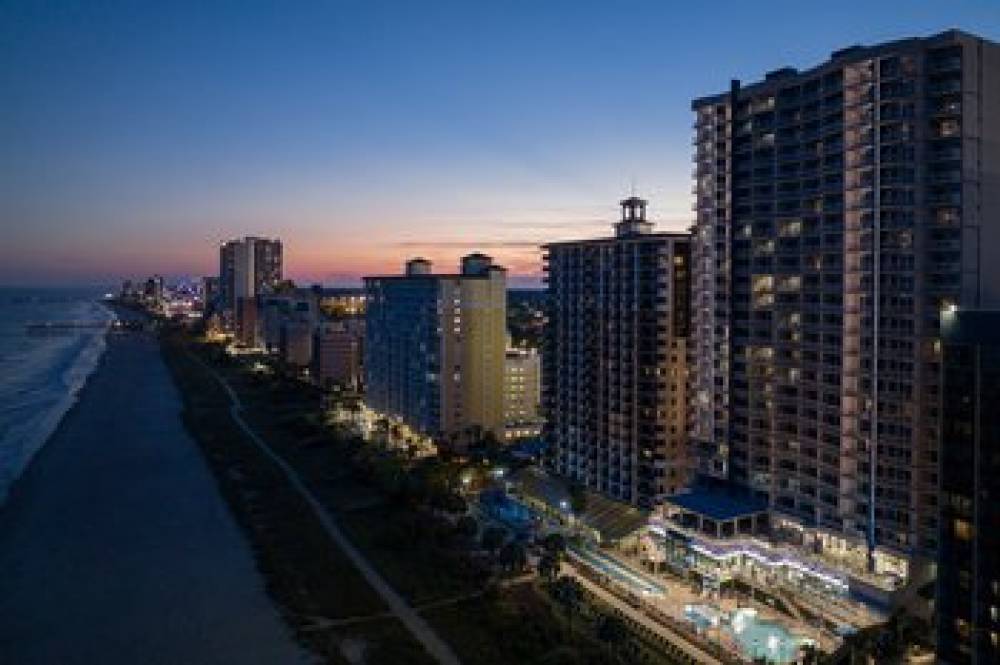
[0,287,115,505]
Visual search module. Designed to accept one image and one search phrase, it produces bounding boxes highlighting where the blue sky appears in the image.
[1,0,998,285]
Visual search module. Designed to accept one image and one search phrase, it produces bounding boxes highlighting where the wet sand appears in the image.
[0,325,308,665]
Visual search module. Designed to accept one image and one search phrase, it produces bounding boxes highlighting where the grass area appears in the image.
[161,330,700,665]
[423,580,687,665]
[162,334,435,665]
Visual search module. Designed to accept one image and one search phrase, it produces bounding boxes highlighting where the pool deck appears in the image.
[562,561,726,665]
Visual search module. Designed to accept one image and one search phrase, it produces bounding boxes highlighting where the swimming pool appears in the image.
[569,546,667,597]
[684,605,812,664]
[479,492,538,532]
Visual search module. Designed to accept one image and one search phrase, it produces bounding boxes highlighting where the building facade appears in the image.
[690,30,1000,582]
[314,319,364,391]
[936,310,1000,665]
[503,346,543,442]
[364,255,507,446]
[543,197,692,509]
[218,236,283,312]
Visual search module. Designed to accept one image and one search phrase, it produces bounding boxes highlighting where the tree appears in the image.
[538,550,561,582]
[541,533,566,556]
[569,483,588,515]
[551,576,582,628]
[596,614,628,657]
[455,515,479,540]
[480,525,507,554]
[499,540,527,573]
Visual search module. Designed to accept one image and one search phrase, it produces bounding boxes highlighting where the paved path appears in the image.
[563,562,723,665]
[192,353,462,665]
[0,332,308,665]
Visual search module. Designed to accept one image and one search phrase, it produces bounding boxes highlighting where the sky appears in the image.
[1,1,998,287]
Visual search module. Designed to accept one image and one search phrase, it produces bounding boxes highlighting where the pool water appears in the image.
[479,492,538,532]
[684,605,811,664]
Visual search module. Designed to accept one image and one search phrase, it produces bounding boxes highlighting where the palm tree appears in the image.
[551,576,582,628]
[596,614,628,660]
[499,541,527,573]
[538,549,562,582]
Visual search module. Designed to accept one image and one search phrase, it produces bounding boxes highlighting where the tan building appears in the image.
[364,254,507,448]
[503,346,543,442]
[314,319,364,390]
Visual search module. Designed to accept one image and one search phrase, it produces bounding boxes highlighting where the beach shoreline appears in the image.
[0,316,305,665]
[0,295,115,506]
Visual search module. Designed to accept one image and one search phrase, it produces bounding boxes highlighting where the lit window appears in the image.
[954,519,973,541]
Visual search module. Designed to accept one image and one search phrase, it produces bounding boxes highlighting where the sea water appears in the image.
[0,287,114,505]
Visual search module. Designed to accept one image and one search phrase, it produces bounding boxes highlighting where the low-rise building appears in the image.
[314,319,364,390]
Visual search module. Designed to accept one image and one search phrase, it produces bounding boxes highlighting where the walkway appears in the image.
[563,562,723,665]
[192,352,461,665]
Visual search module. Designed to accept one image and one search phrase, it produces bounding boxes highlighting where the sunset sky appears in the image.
[2,1,998,287]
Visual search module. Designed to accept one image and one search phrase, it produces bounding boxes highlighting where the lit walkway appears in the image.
[562,562,724,665]
[194,353,461,665]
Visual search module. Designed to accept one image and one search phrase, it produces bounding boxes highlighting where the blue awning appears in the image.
[665,486,768,521]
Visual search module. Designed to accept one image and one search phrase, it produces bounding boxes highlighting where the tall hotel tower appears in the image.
[690,30,999,581]
[218,236,283,311]
[364,254,507,446]
[543,197,691,509]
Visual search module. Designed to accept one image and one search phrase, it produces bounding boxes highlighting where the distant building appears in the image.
[218,236,282,313]
[364,254,507,447]
[314,319,364,390]
[280,319,314,368]
[318,287,367,319]
[201,276,220,317]
[259,289,320,353]
[503,346,542,442]
[936,310,1000,665]
[144,275,164,306]
[235,296,259,347]
[543,197,692,508]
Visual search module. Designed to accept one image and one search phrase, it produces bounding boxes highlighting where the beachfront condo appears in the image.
[936,310,1000,665]
[542,197,692,509]
[218,236,283,313]
[503,345,543,442]
[363,254,507,448]
[688,29,1000,595]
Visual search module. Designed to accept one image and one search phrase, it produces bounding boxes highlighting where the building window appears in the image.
[953,518,973,541]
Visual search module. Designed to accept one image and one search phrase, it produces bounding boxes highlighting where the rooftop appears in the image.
[511,467,648,541]
[665,485,768,522]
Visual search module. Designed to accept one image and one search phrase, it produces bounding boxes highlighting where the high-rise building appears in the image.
[364,254,507,446]
[690,30,1000,584]
[936,310,1000,665]
[543,197,691,509]
[218,236,283,312]
[503,346,543,442]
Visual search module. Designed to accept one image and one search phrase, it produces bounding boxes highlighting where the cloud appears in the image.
[392,240,542,249]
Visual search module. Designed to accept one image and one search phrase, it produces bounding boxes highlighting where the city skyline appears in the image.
[2,1,999,286]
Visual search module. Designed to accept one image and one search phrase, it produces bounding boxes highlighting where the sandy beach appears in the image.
[0,318,307,664]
